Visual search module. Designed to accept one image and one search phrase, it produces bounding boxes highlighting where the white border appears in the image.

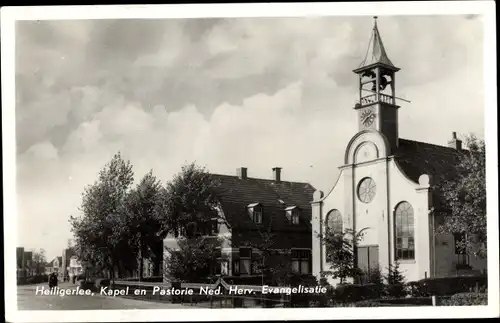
[2,1,498,322]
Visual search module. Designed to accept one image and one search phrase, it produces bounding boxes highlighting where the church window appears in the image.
[326,209,343,235]
[358,177,377,203]
[394,201,415,260]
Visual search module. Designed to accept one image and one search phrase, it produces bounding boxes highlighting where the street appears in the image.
[17,282,187,310]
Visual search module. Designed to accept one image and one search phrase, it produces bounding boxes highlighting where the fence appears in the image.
[112,280,292,308]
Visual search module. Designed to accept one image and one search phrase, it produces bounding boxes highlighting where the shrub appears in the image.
[78,280,96,290]
[412,275,487,297]
[94,278,111,288]
[334,283,381,303]
[441,293,487,306]
[354,300,392,307]
[377,297,432,306]
[118,276,163,283]
[385,262,407,298]
[20,275,48,285]
[355,298,431,307]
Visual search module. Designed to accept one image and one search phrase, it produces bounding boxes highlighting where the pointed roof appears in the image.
[354,17,399,73]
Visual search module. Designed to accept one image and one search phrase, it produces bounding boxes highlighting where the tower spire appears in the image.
[352,17,401,151]
[355,16,397,71]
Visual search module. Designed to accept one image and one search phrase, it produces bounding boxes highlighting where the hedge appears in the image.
[334,283,384,303]
[441,293,487,306]
[376,297,432,306]
[119,276,163,283]
[17,275,49,285]
[94,278,111,288]
[353,300,394,307]
[408,275,487,297]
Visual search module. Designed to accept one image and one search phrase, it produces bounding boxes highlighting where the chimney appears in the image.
[273,167,282,182]
[236,167,247,179]
[448,132,462,151]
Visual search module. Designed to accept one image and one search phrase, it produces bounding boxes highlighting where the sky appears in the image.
[15,15,484,260]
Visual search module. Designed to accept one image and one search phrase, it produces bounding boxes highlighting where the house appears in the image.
[163,167,316,282]
[68,256,84,280]
[311,17,487,285]
[16,247,25,278]
[47,256,63,277]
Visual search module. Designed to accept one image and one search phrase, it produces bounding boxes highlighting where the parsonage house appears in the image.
[311,18,487,285]
[163,167,316,282]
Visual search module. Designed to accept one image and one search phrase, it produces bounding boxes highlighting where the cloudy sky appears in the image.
[15,15,484,260]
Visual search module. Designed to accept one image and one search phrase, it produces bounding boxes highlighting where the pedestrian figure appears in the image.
[48,272,58,288]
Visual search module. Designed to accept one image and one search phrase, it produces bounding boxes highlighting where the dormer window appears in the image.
[285,206,300,225]
[247,203,263,224]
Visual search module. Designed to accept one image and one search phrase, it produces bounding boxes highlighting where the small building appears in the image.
[47,256,63,278]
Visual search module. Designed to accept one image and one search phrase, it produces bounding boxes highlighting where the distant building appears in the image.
[68,256,84,280]
[163,167,316,282]
[16,247,25,278]
[48,256,63,277]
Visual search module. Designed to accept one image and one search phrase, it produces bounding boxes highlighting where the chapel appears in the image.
[311,17,487,284]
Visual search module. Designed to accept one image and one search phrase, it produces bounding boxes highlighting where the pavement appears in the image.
[17,282,188,310]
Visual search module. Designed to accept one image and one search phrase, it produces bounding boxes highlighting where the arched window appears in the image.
[326,209,343,235]
[394,201,415,260]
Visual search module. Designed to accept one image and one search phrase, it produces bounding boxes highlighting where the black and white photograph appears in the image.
[2,2,499,322]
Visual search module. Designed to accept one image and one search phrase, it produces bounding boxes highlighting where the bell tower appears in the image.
[353,17,401,151]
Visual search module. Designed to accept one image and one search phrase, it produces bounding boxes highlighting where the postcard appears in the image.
[2,2,498,322]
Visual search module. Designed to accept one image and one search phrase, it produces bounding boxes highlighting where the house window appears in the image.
[253,207,262,224]
[232,260,240,275]
[291,249,311,274]
[394,201,415,261]
[239,248,252,275]
[326,209,343,235]
[176,226,187,238]
[247,203,263,224]
[221,261,229,276]
[286,206,300,225]
[211,218,219,235]
[454,233,469,266]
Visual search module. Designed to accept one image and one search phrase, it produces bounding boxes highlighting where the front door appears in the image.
[357,245,379,284]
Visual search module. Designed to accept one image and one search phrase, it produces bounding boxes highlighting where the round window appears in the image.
[357,177,376,203]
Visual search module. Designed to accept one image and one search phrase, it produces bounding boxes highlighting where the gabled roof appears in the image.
[354,18,399,72]
[395,138,463,207]
[210,174,316,235]
[395,139,461,183]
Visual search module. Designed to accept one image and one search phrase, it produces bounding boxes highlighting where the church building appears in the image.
[311,18,487,284]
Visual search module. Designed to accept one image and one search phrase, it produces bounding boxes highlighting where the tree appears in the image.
[240,225,286,285]
[70,152,135,285]
[32,249,46,275]
[124,170,163,280]
[161,162,223,282]
[437,134,486,259]
[319,227,367,284]
[164,236,223,282]
[384,261,407,298]
[161,162,221,236]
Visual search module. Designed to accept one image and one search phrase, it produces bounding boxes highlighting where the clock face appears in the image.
[357,177,376,203]
[360,109,376,127]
